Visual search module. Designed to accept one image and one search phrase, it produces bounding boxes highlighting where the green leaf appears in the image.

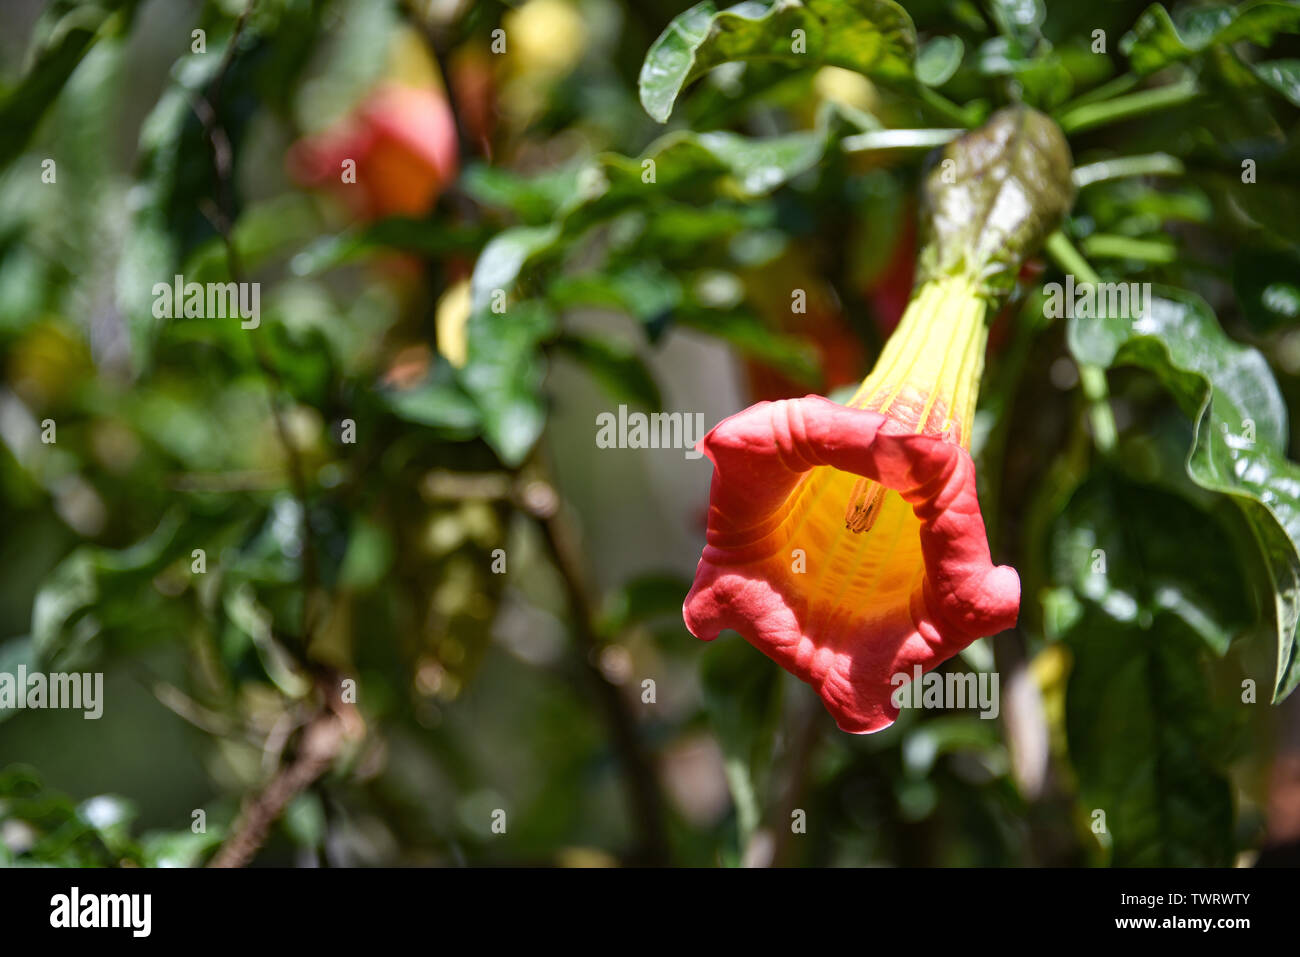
[31,510,191,668]
[460,163,584,225]
[549,265,683,332]
[458,302,557,467]
[1233,246,1300,331]
[470,224,562,313]
[985,0,1045,52]
[552,335,663,411]
[1048,473,1245,866]
[468,115,859,309]
[380,362,482,436]
[915,35,963,87]
[0,638,38,725]
[0,0,139,169]
[1047,474,1253,655]
[289,219,489,276]
[1122,1,1300,76]
[599,573,693,635]
[638,0,917,123]
[973,38,1075,110]
[679,308,822,384]
[1065,611,1237,865]
[1068,287,1300,700]
[1251,58,1300,106]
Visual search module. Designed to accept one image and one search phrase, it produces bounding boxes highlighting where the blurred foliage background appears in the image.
[1,0,1300,867]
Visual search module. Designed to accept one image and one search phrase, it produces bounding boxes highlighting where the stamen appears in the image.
[845,478,887,533]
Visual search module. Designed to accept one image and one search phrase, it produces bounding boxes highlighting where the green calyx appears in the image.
[917,105,1075,300]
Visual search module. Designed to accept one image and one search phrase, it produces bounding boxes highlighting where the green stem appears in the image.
[916,83,978,127]
[1055,72,1139,115]
[1072,152,1184,188]
[1044,231,1118,454]
[1057,77,1199,134]
[1080,233,1177,263]
[841,128,962,152]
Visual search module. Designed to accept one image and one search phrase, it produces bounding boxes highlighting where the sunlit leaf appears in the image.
[638,0,916,123]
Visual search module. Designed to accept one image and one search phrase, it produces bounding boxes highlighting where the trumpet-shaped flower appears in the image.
[684,272,1019,733]
[683,106,1075,733]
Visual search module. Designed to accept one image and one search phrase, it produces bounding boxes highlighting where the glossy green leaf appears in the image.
[1122,1,1300,76]
[1068,287,1300,700]
[1047,473,1245,866]
[638,0,916,123]
[1251,58,1300,106]
[468,115,860,309]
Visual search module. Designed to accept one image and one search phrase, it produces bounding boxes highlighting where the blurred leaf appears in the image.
[1122,1,1300,76]
[599,572,693,635]
[1065,611,1237,866]
[552,335,662,411]
[679,307,822,384]
[901,715,1006,778]
[699,638,783,849]
[380,362,482,436]
[141,826,225,868]
[458,302,557,466]
[1251,58,1300,106]
[549,265,683,332]
[0,638,38,726]
[0,0,139,169]
[1068,288,1300,700]
[337,516,393,592]
[31,510,190,668]
[1233,246,1300,331]
[973,39,1074,109]
[471,225,561,313]
[638,0,917,123]
[916,35,963,87]
[985,0,1044,52]
[461,164,584,225]
[289,218,489,276]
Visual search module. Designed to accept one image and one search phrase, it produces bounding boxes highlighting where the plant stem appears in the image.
[915,84,978,127]
[1072,152,1184,188]
[1057,77,1199,134]
[1054,72,1139,115]
[1080,233,1177,263]
[1044,231,1118,454]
